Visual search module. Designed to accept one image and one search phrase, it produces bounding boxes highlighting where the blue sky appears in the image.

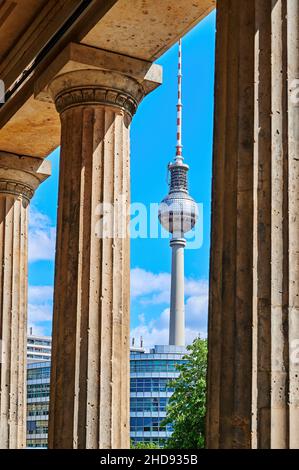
[28,11,216,349]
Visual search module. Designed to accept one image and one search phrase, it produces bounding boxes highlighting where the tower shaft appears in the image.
[169,238,186,346]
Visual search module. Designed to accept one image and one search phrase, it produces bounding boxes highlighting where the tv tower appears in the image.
[158,39,198,346]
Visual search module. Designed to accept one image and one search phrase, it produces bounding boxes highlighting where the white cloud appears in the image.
[28,285,53,302]
[28,303,53,323]
[29,208,51,229]
[185,294,208,329]
[130,269,209,310]
[27,323,49,337]
[131,268,170,298]
[29,207,56,262]
[130,323,170,350]
[130,268,209,350]
[138,313,146,324]
[131,321,204,352]
[28,284,53,331]
[27,207,55,332]
[140,289,170,306]
[185,278,209,297]
[131,267,209,307]
[26,267,208,348]
[159,308,170,329]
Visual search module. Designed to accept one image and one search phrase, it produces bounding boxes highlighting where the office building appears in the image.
[27,361,50,448]
[27,329,52,363]
[26,342,187,448]
[130,344,187,447]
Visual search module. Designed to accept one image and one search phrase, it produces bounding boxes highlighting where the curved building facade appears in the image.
[26,345,187,448]
[130,345,187,447]
[27,361,51,448]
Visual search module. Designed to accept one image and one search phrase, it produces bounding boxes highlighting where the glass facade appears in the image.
[27,361,50,448]
[27,438,48,448]
[131,359,181,373]
[130,397,168,412]
[28,403,49,417]
[28,366,51,381]
[26,344,187,448]
[130,378,174,393]
[130,417,173,433]
[27,335,51,363]
[130,345,186,447]
[28,383,50,399]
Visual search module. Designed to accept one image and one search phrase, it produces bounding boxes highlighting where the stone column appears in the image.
[288,0,299,449]
[0,152,50,449]
[46,66,160,448]
[206,0,299,449]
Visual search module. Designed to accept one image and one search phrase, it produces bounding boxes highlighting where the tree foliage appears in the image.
[131,440,160,449]
[163,337,207,449]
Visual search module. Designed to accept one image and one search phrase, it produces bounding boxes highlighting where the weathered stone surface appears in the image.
[287,0,299,449]
[0,0,214,158]
[48,67,160,449]
[207,0,299,449]
[0,152,50,449]
[0,0,82,90]
[81,0,216,61]
[0,44,162,159]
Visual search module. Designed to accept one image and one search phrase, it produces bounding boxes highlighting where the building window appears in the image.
[130,359,184,373]
[130,378,174,393]
[130,417,172,433]
[27,419,48,435]
[28,403,49,417]
[130,397,168,413]
[27,383,50,399]
[28,367,51,381]
[27,438,48,448]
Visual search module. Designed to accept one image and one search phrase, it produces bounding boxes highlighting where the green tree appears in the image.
[163,337,207,449]
[131,440,160,449]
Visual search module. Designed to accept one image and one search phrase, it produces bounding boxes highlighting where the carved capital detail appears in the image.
[55,86,142,117]
[0,153,51,201]
[0,179,34,201]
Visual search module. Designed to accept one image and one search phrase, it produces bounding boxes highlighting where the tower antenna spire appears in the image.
[175,38,183,164]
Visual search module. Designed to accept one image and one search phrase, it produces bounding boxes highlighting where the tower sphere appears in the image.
[158,162,198,236]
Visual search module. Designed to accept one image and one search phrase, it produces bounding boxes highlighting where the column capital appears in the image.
[49,70,144,118]
[35,42,162,119]
[0,152,51,201]
[0,152,50,448]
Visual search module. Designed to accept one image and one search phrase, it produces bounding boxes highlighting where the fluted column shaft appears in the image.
[206,0,299,449]
[47,69,156,448]
[0,153,50,449]
[287,0,299,449]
